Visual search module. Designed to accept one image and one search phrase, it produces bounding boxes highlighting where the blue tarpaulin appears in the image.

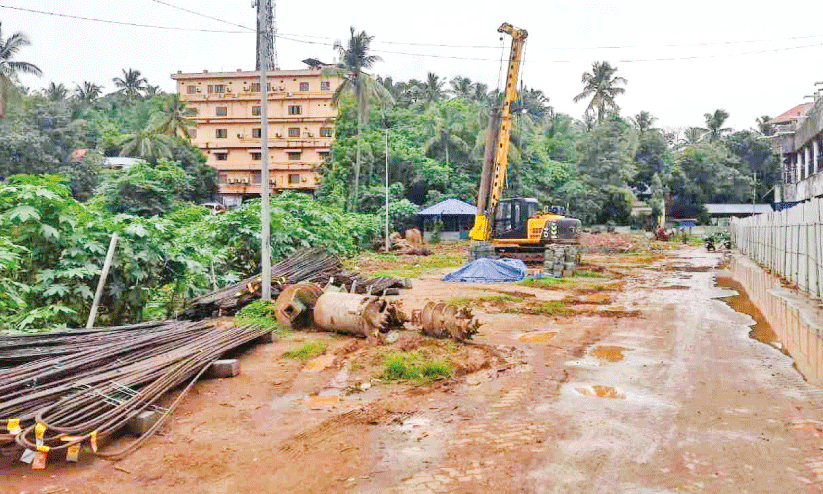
[443,258,528,283]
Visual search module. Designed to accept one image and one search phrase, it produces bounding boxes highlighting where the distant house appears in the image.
[416,198,476,242]
[103,157,144,171]
[704,203,772,226]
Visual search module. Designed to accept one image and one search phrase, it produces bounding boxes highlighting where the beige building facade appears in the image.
[172,67,340,205]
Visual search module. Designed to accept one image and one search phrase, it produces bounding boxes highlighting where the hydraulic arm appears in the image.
[469,23,528,242]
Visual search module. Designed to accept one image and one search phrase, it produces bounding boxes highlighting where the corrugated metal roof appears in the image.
[705,203,772,215]
[417,198,476,216]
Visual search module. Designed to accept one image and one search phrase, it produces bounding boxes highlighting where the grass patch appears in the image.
[235,300,289,336]
[518,277,576,289]
[507,301,573,316]
[575,270,607,278]
[446,294,522,306]
[283,340,327,361]
[372,253,464,279]
[380,351,453,382]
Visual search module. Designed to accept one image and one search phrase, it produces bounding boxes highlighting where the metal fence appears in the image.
[731,198,823,299]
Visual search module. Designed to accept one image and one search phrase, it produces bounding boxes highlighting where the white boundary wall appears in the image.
[731,198,823,299]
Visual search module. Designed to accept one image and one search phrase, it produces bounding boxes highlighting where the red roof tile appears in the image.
[769,103,814,124]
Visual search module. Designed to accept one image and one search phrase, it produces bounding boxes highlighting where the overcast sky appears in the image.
[5,0,822,130]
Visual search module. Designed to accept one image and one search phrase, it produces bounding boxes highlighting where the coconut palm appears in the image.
[472,82,489,105]
[573,61,627,122]
[144,84,161,97]
[756,115,774,136]
[74,81,102,104]
[519,86,550,119]
[423,105,470,169]
[120,127,175,164]
[45,82,68,102]
[325,27,393,211]
[113,68,148,101]
[0,23,42,118]
[634,111,658,135]
[703,109,731,141]
[156,93,194,138]
[449,76,474,100]
[419,72,446,107]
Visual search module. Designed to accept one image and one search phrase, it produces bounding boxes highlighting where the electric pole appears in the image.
[257,0,271,300]
[255,0,278,70]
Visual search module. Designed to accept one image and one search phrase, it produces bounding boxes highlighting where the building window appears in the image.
[252,128,262,138]
[215,129,227,138]
[288,152,301,161]
[288,127,300,138]
[215,107,227,116]
[251,171,261,184]
[288,105,302,115]
[251,106,261,116]
[207,85,214,94]
[289,173,301,184]
[319,151,330,161]
[184,108,197,117]
[187,128,197,139]
[186,85,197,94]
[215,152,228,161]
[319,127,333,137]
[251,152,261,160]
[214,84,226,94]
[320,81,330,91]
[299,82,309,91]
[250,82,261,92]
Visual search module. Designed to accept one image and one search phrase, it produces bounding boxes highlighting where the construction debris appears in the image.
[274,283,324,329]
[180,249,407,320]
[412,302,480,341]
[0,320,271,463]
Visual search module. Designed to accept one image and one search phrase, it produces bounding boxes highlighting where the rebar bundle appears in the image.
[0,320,270,462]
[180,248,344,320]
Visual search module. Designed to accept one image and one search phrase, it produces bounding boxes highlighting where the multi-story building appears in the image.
[771,94,823,204]
[172,65,340,206]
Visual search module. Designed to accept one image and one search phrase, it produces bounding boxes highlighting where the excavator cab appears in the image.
[494,198,539,239]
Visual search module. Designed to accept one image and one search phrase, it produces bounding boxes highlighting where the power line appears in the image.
[0,4,251,33]
[148,0,254,32]
[5,3,823,64]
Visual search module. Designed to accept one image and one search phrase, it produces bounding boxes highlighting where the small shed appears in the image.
[416,198,476,242]
[705,203,773,226]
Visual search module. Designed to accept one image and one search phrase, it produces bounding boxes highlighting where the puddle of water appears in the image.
[305,393,340,409]
[519,331,557,343]
[715,275,785,353]
[303,354,336,373]
[590,346,626,362]
[576,385,626,399]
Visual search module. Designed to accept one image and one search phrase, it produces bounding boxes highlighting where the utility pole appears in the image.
[385,128,390,252]
[752,171,757,216]
[254,0,277,71]
[257,0,271,300]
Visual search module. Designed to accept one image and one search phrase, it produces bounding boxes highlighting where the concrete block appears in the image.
[561,270,575,278]
[127,411,162,436]
[255,331,275,344]
[207,359,240,378]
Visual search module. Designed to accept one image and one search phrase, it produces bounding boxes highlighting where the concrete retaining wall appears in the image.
[731,255,823,384]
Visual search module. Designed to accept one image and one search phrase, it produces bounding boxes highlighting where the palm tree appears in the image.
[419,72,446,107]
[45,82,67,102]
[634,111,658,135]
[573,61,627,122]
[471,82,489,105]
[113,68,148,101]
[144,84,161,97]
[703,109,731,141]
[156,93,194,138]
[519,86,550,119]
[0,23,42,118]
[74,81,102,104]
[120,127,175,164]
[682,127,707,146]
[755,115,774,136]
[423,105,470,168]
[449,76,474,100]
[326,27,392,211]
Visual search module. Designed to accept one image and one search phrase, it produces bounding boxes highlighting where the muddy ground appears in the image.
[4,241,823,493]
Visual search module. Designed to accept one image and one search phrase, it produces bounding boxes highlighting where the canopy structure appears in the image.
[443,258,528,283]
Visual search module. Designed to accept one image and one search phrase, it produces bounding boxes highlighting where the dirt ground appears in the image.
[4,240,823,493]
